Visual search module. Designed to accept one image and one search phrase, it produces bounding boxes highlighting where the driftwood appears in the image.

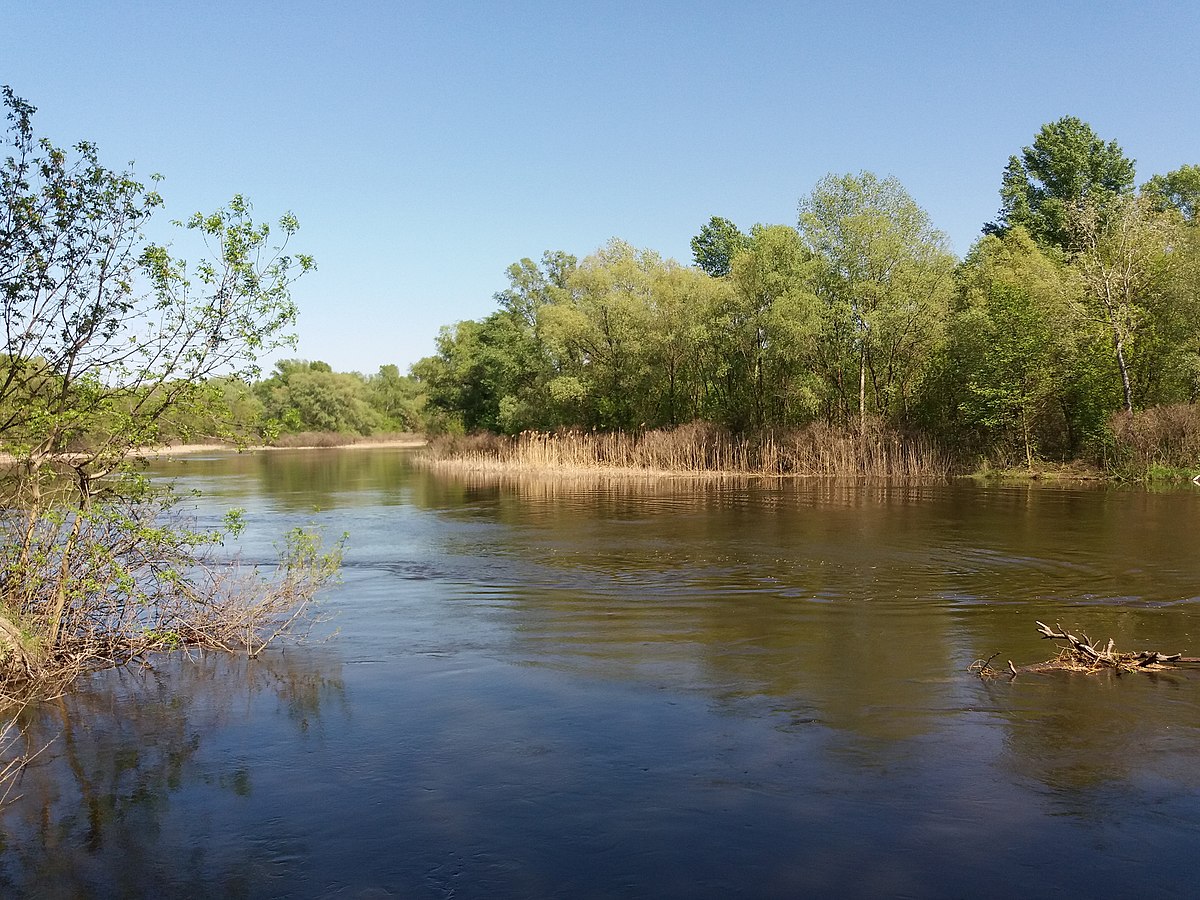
[971,621,1200,679]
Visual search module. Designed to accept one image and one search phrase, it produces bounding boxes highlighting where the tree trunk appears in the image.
[858,345,867,436]
[1115,336,1133,414]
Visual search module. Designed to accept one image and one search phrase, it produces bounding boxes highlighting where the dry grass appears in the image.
[422,420,953,479]
[1107,404,1200,478]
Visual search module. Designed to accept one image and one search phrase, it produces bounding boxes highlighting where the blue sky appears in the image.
[7,1,1199,373]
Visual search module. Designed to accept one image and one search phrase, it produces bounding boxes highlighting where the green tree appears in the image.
[799,172,955,431]
[538,240,661,429]
[494,250,576,327]
[414,251,577,434]
[366,364,425,430]
[0,87,336,687]
[413,310,542,433]
[1072,194,1194,413]
[719,225,821,429]
[1143,164,1200,223]
[989,116,1136,250]
[257,360,380,434]
[691,216,751,278]
[948,228,1108,463]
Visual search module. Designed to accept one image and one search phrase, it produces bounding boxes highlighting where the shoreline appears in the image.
[137,438,428,457]
[0,437,428,467]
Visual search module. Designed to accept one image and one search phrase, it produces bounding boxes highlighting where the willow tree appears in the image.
[1,87,339,690]
[536,240,666,429]
[798,173,955,431]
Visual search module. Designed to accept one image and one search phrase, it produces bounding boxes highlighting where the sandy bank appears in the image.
[136,438,428,457]
[0,437,428,466]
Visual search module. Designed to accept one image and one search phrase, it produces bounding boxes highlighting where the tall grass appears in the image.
[422,420,953,479]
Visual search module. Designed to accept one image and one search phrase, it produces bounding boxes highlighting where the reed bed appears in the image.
[423,420,953,479]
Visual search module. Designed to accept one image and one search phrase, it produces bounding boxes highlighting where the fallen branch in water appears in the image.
[970,621,1200,679]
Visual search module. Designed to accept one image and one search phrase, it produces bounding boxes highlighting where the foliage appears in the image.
[691,216,751,278]
[1072,194,1196,413]
[1143,164,1200,222]
[0,87,337,696]
[26,105,1167,481]
[367,364,426,431]
[719,225,821,429]
[417,133,1200,478]
[989,116,1136,251]
[944,227,1108,463]
[798,172,955,430]
[255,360,378,435]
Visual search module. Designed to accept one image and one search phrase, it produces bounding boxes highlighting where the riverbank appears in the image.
[136,434,427,458]
[0,435,428,468]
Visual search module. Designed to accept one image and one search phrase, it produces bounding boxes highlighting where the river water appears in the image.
[3,448,1200,898]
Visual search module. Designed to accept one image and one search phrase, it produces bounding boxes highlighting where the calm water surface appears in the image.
[3,448,1200,898]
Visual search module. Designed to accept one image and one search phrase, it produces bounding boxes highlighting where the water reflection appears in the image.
[987,668,1200,796]
[150,447,417,511]
[4,453,1200,895]
[1,651,344,897]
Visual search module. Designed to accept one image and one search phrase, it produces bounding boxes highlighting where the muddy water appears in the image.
[3,449,1200,897]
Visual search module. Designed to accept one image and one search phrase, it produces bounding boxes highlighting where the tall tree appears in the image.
[989,116,1136,251]
[799,173,955,431]
[538,240,661,429]
[948,228,1106,463]
[722,225,821,429]
[690,216,751,278]
[493,250,576,328]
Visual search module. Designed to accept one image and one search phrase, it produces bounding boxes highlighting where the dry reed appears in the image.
[422,420,953,479]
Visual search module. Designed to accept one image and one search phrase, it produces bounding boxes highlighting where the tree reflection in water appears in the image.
[6,454,1200,895]
[0,650,344,897]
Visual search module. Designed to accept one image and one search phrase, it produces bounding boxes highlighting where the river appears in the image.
[2,448,1199,897]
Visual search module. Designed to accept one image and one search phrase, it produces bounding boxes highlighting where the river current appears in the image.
[2,448,1198,897]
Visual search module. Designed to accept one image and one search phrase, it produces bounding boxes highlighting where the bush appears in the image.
[1107,404,1200,479]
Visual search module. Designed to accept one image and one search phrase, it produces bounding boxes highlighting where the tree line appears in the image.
[166,361,427,443]
[414,117,1200,469]
[8,100,1196,469]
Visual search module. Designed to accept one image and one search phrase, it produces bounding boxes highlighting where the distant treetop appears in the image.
[988,116,1136,250]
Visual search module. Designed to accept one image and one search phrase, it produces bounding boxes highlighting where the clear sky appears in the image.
[7,1,1199,374]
